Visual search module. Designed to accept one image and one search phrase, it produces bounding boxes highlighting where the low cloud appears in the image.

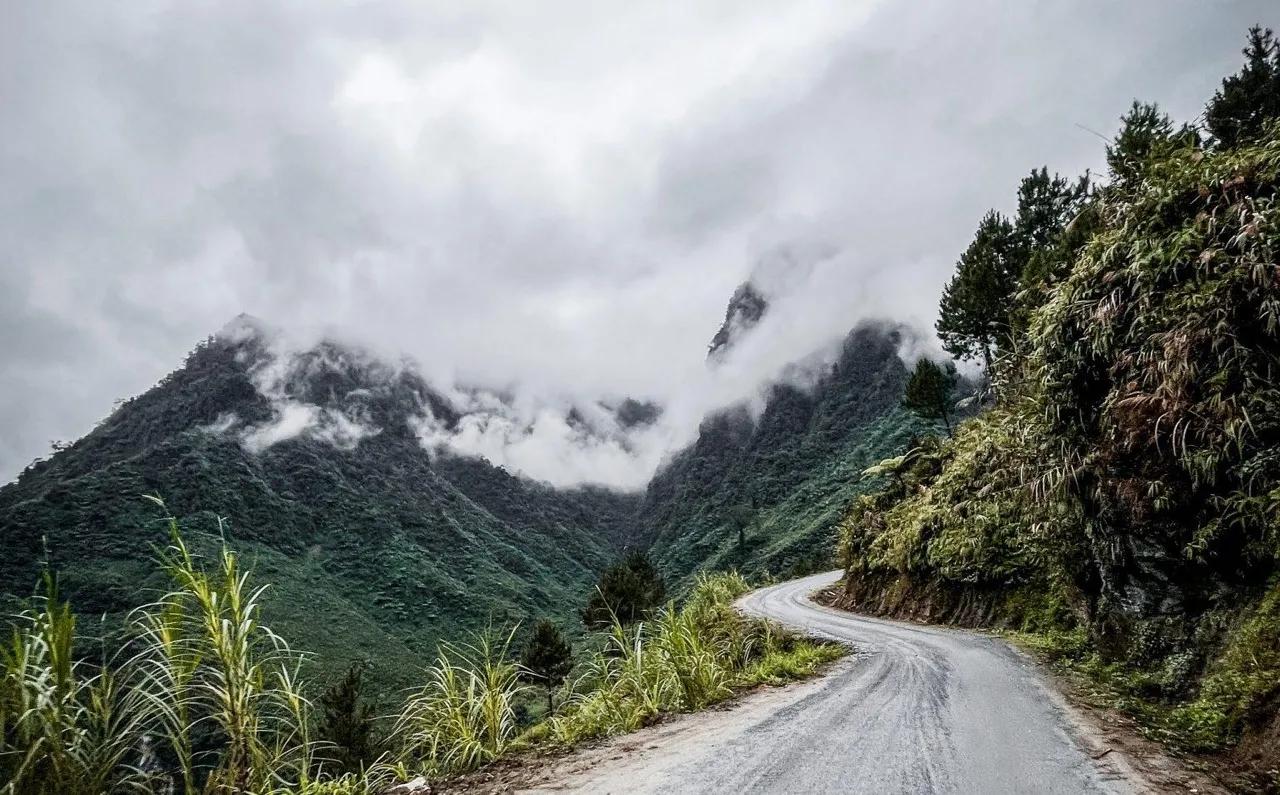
[2,0,1271,485]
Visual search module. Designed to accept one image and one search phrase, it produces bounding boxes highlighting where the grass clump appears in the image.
[391,629,528,778]
[547,572,844,746]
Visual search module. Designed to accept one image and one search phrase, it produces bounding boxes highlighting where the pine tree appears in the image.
[581,549,667,630]
[902,358,957,433]
[520,619,574,715]
[1010,167,1091,330]
[1014,167,1089,254]
[317,661,382,775]
[1105,101,1194,187]
[936,210,1020,376]
[1205,26,1280,149]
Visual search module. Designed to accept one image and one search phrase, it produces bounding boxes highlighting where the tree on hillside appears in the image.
[1014,167,1090,254]
[521,619,574,715]
[727,504,756,552]
[1105,101,1193,186]
[902,358,957,433]
[581,549,667,630]
[317,661,383,775]
[936,210,1020,376]
[1206,26,1280,149]
[1010,167,1092,329]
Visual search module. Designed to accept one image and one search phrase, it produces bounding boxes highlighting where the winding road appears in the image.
[526,571,1141,795]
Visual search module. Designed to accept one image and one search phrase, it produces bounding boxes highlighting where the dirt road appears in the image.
[521,571,1157,794]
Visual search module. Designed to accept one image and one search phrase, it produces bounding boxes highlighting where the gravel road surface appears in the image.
[526,571,1139,794]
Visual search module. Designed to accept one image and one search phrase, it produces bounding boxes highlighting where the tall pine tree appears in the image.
[1105,101,1194,187]
[936,210,1020,376]
[1205,26,1280,149]
[317,662,382,775]
[902,358,958,433]
[521,619,574,715]
[581,549,666,630]
[1010,166,1091,329]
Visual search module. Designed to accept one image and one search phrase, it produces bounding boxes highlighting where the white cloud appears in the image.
[1,0,1272,484]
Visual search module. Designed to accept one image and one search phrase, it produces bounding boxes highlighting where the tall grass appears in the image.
[1,505,840,793]
[0,575,147,795]
[130,516,319,794]
[0,500,367,795]
[547,572,842,746]
[390,629,527,778]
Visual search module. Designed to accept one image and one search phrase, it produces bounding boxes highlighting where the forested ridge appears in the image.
[0,261,923,693]
[0,329,639,693]
[835,26,1280,789]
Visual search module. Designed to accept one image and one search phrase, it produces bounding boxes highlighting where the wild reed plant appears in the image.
[390,629,527,778]
[0,575,148,795]
[0,498,345,795]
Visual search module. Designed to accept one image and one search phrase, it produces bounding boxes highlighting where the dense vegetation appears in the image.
[0,522,838,794]
[643,321,944,590]
[836,27,1280,789]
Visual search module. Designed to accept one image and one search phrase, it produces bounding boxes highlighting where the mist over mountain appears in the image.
[0,320,643,691]
[0,259,931,691]
[5,1,1265,494]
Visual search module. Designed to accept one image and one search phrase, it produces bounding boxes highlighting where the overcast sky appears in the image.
[1,0,1272,486]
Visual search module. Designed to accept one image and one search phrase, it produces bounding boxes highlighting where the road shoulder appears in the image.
[434,658,856,795]
[1024,652,1232,795]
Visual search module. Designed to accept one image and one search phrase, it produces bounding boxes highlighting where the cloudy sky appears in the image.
[1,0,1271,486]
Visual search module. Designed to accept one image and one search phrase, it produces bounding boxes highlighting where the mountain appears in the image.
[641,280,941,589]
[0,275,926,689]
[0,320,638,692]
[707,282,769,361]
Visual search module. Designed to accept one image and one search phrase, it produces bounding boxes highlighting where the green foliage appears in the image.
[839,41,1280,769]
[0,506,328,795]
[0,334,637,695]
[0,576,144,795]
[839,401,1053,585]
[520,620,573,715]
[390,629,528,779]
[548,573,843,747]
[936,210,1021,371]
[1014,167,1090,252]
[1010,168,1093,326]
[317,662,384,776]
[902,358,957,432]
[1167,581,1280,752]
[581,550,666,630]
[645,327,925,588]
[1105,101,1184,186]
[1206,26,1280,149]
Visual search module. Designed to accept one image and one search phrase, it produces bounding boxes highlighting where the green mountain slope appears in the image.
[642,309,939,588]
[0,328,637,692]
[0,288,927,692]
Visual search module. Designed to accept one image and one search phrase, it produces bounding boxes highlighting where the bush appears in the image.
[0,501,326,795]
